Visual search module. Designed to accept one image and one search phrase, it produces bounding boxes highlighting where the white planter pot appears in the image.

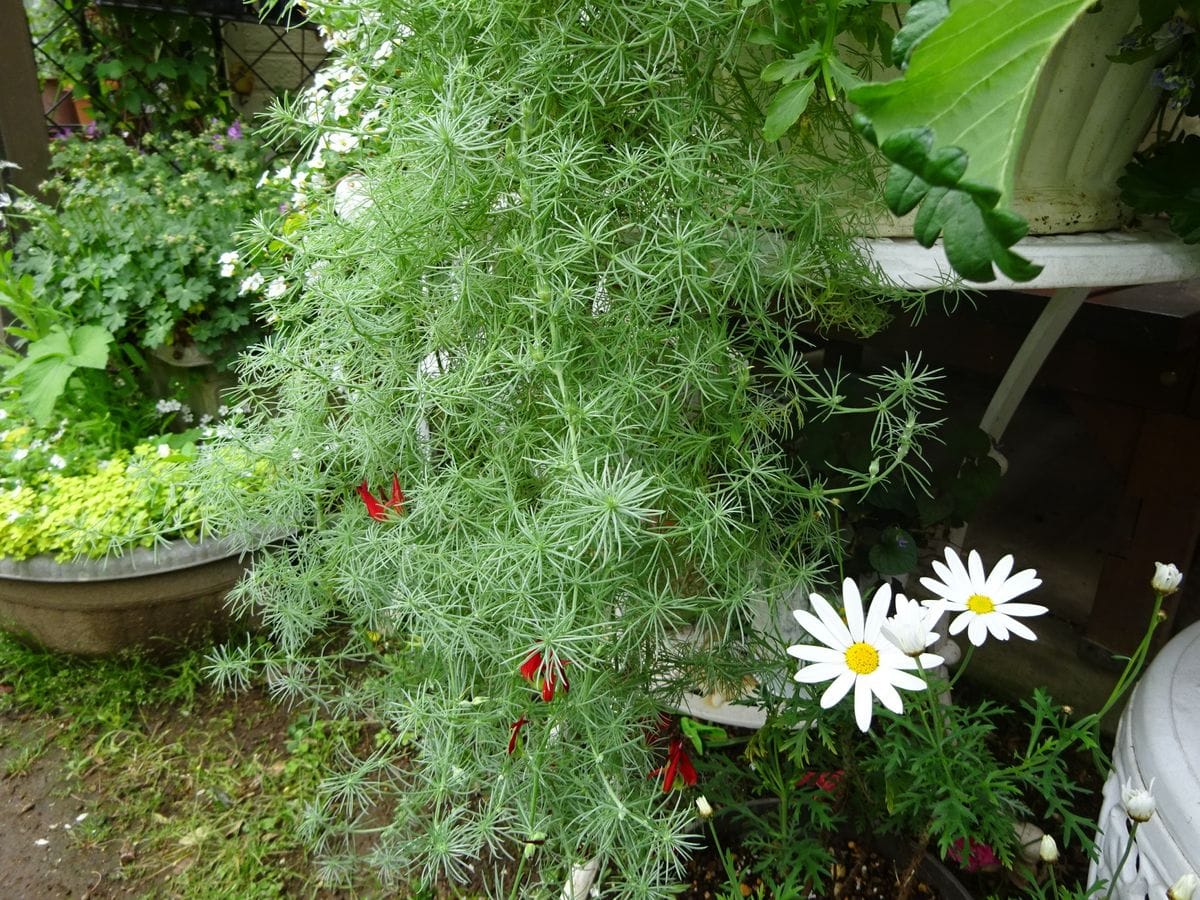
[1089,620,1200,897]
[867,4,1161,237]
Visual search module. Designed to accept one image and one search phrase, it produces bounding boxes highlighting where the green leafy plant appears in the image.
[23,0,230,134]
[7,127,281,368]
[695,554,1176,898]
[189,1,956,895]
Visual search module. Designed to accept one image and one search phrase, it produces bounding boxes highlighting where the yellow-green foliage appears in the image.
[0,444,201,561]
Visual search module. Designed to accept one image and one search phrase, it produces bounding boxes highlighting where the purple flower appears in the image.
[227,121,243,141]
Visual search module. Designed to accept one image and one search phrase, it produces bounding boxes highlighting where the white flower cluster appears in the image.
[788,547,1046,732]
[155,397,194,424]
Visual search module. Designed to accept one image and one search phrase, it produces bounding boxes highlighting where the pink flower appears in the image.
[947,837,1000,873]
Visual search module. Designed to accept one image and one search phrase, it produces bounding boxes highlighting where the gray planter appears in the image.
[0,537,252,656]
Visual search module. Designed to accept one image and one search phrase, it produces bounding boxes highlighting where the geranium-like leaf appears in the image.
[891,0,950,69]
[1119,135,1200,244]
[763,77,816,142]
[868,526,918,577]
[851,0,1099,281]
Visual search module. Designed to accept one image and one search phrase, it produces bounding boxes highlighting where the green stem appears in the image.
[947,643,974,689]
[1100,821,1139,900]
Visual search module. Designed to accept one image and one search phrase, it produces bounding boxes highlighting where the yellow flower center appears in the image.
[844,642,880,675]
[967,593,995,614]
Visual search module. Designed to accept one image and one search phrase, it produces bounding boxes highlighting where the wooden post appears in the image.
[0,0,50,198]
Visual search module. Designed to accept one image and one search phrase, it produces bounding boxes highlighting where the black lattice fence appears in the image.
[25,0,325,136]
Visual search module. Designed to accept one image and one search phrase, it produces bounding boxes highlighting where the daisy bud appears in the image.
[1122,778,1156,823]
[1152,562,1183,596]
[1169,873,1200,900]
[695,795,714,819]
[1038,834,1058,864]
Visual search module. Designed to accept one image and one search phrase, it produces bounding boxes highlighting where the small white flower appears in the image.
[373,40,395,63]
[695,796,714,819]
[0,408,6,420]
[11,447,28,462]
[220,263,237,278]
[1121,777,1156,823]
[157,444,171,458]
[397,23,414,38]
[275,164,293,182]
[1170,873,1200,900]
[239,272,265,295]
[265,277,288,300]
[883,594,944,658]
[48,454,66,470]
[1152,562,1183,596]
[328,131,360,154]
[1038,834,1058,864]
[787,580,942,732]
[218,250,240,266]
[34,838,48,847]
[920,547,1046,646]
[334,175,373,220]
[291,447,303,461]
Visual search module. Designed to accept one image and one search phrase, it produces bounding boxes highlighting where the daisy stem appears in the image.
[1090,592,1165,727]
[916,658,946,742]
[947,643,974,689]
[1100,821,1139,900]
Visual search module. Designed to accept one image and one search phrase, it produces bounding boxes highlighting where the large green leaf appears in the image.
[850,0,1100,281]
[4,325,113,424]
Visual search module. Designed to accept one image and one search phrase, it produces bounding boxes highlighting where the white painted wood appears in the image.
[858,224,1200,292]
[979,286,1089,441]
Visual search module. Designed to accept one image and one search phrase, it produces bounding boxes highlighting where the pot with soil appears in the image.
[0,537,252,656]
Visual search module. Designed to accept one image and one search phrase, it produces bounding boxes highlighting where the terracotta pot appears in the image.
[0,537,252,656]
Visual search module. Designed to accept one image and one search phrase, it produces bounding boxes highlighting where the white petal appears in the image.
[853,679,874,731]
[947,612,970,636]
[887,669,927,693]
[842,579,865,640]
[820,671,855,710]
[810,594,853,647]
[868,675,905,715]
[1001,616,1038,642]
[919,575,955,601]
[994,602,1047,619]
[787,644,843,664]
[966,616,989,646]
[793,661,846,684]
[987,616,1012,641]
[943,546,971,583]
[967,550,987,586]
[915,650,944,669]
[792,607,844,650]
[864,583,891,638]
[985,554,1014,592]
[992,571,1042,602]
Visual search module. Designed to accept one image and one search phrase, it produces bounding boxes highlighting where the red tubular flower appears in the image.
[358,474,404,520]
[797,769,844,792]
[650,737,698,792]
[519,648,569,701]
[507,717,529,755]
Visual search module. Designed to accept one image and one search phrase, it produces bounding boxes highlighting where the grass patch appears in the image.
[0,632,393,898]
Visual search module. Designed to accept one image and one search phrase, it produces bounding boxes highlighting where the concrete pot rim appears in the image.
[0,535,249,583]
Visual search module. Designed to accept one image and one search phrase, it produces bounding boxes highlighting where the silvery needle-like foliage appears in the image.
[195,0,943,894]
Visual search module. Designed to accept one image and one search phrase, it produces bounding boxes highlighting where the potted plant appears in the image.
[0,122,282,654]
[183,0,1198,895]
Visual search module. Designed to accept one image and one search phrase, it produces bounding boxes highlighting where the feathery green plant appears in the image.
[194,0,943,894]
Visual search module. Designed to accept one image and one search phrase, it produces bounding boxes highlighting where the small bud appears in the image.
[1152,562,1183,596]
[1061,705,1073,716]
[1039,834,1058,864]
[1169,873,1200,900]
[695,795,713,819]
[1122,777,1156,823]
[868,458,880,478]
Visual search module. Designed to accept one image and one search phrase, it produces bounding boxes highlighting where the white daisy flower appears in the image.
[919,548,1046,646]
[883,593,944,658]
[1152,561,1183,595]
[328,131,360,154]
[787,580,942,732]
[333,175,372,220]
[1122,777,1156,823]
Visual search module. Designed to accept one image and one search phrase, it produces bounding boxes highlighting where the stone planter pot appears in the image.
[0,537,251,656]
